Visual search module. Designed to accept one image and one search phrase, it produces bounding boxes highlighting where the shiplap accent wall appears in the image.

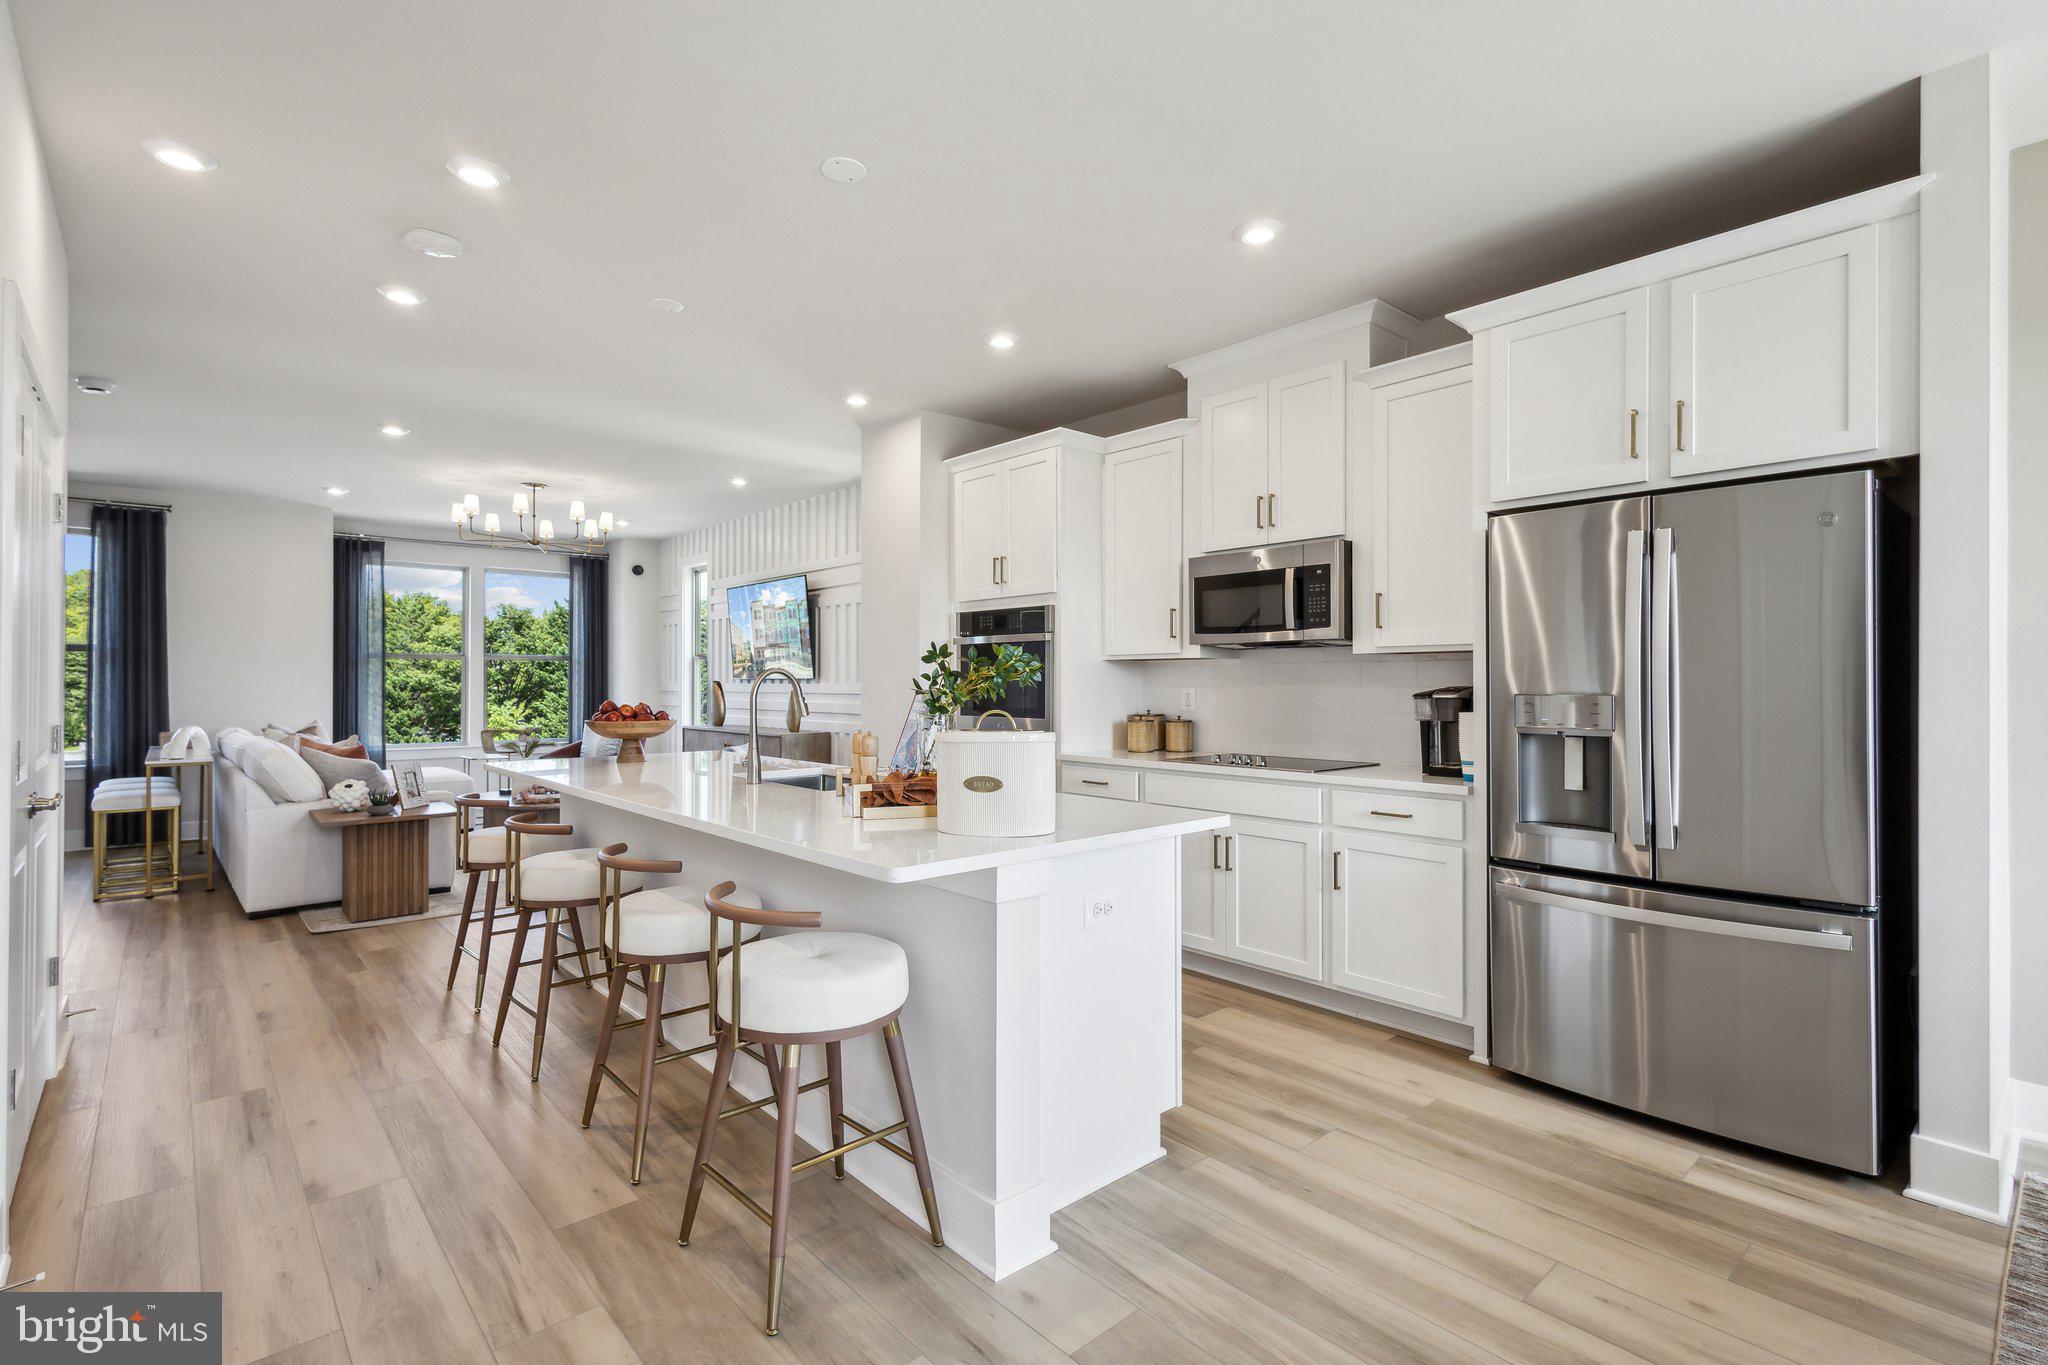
[655,484,862,755]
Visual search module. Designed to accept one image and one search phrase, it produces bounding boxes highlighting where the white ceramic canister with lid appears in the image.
[933,712,1057,837]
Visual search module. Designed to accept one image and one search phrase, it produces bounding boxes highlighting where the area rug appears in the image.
[296,886,467,934]
[1999,1173,2048,1362]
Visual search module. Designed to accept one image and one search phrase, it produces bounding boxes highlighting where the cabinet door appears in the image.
[1268,360,1347,541]
[1000,450,1059,597]
[1490,289,1650,502]
[952,462,1007,602]
[1200,382,1270,551]
[1102,439,1184,656]
[1328,830,1464,1017]
[1668,225,1878,478]
[1180,830,1226,956]
[1371,366,1474,649]
[1222,817,1325,981]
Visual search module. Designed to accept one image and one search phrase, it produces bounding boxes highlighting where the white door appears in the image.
[1179,830,1226,956]
[999,450,1059,598]
[1668,225,1879,478]
[1102,439,1184,657]
[1200,383,1268,551]
[1268,360,1346,542]
[1490,289,1651,502]
[1222,817,1325,981]
[3,284,63,1196]
[952,462,1007,602]
[1371,365,1475,650]
[1328,830,1465,1017]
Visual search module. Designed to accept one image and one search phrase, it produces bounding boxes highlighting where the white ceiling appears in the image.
[11,1,2046,537]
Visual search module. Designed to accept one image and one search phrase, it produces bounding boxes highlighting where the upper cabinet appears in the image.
[1451,177,1925,507]
[951,440,1062,603]
[1101,432,1187,658]
[1198,360,1347,550]
[1361,347,1475,651]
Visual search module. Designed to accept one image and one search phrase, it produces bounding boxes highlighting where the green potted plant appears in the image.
[367,788,399,817]
[908,641,1042,773]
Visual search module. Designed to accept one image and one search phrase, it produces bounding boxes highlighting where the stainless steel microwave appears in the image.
[1187,537,1352,647]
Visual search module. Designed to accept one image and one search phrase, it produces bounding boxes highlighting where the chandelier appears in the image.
[448,480,618,555]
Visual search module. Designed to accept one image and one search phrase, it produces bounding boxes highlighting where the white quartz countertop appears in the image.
[486,752,1227,884]
[1061,750,1473,797]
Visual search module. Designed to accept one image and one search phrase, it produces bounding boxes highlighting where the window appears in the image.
[484,568,571,740]
[690,565,711,724]
[63,530,92,761]
[384,564,465,744]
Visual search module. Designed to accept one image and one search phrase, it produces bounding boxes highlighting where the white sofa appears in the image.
[210,727,475,915]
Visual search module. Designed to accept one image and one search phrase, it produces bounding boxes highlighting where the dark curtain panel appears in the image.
[568,554,609,733]
[86,505,170,844]
[332,537,386,762]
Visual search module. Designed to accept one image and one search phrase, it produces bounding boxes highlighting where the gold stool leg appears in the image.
[91,811,106,901]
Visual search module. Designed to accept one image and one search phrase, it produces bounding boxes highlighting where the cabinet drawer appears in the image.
[1061,766,1138,801]
[1141,771,1324,824]
[1330,788,1464,841]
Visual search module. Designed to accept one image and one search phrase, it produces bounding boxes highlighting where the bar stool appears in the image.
[580,846,783,1184]
[444,793,564,1010]
[490,811,638,1080]
[91,777,182,901]
[678,882,942,1337]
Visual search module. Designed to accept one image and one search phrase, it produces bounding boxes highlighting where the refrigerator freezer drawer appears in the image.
[1490,868,1880,1173]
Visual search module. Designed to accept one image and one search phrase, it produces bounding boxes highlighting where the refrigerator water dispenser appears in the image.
[1513,693,1616,837]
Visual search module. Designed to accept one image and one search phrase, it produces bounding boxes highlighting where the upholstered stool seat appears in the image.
[614,884,763,958]
[519,847,641,903]
[461,824,568,868]
[713,932,909,1037]
[91,781,183,813]
[90,780,184,901]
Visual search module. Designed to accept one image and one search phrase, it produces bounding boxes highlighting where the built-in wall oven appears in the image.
[952,604,1053,730]
[1187,537,1351,647]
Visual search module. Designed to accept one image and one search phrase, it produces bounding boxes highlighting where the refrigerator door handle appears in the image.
[1651,526,1677,850]
[1498,882,1855,952]
[1622,528,1648,848]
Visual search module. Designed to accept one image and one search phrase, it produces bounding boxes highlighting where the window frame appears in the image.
[382,561,469,749]
[689,563,711,725]
[62,528,93,767]
[482,566,573,743]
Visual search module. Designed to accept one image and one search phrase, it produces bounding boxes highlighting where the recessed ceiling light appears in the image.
[379,423,410,437]
[985,330,1019,351]
[325,487,349,497]
[72,376,115,395]
[144,140,217,173]
[648,297,685,313]
[729,477,748,487]
[615,519,629,528]
[820,156,867,183]
[844,393,869,408]
[378,284,425,307]
[1235,219,1283,247]
[446,155,508,190]
[401,227,464,259]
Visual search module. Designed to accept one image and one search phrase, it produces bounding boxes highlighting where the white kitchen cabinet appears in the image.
[1180,828,1227,956]
[1101,437,1186,657]
[1488,289,1650,503]
[1668,224,1878,479]
[1328,830,1465,1018]
[1199,360,1346,550]
[1365,353,1475,650]
[952,445,1060,602]
[1221,816,1326,981]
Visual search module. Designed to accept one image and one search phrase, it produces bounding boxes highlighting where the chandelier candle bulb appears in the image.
[569,499,585,523]
[484,511,501,534]
[463,493,481,516]
[513,491,529,516]
[598,510,614,532]
[450,502,464,524]
[538,519,554,540]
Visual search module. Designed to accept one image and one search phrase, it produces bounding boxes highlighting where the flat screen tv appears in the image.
[727,574,815,683]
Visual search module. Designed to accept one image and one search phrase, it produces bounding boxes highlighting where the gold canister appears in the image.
[1163,716,1195,753]
[1125,711,1162,754]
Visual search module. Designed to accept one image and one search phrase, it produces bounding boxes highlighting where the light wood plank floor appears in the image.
[9,857,2009,1363]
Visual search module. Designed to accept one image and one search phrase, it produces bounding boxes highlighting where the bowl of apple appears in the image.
[586,700,674,763]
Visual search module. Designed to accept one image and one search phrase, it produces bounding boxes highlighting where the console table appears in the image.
[308,802,457,922]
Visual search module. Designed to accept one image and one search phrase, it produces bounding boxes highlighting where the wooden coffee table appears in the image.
[309,802,458,922]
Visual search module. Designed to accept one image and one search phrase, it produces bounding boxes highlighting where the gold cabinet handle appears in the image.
[1374,591,1384,630]
[1675,399,1685,451]
[1254,495,1265,530]
[1168,606,1177,639]
[991,555,999,585]
[1211,832,1220,869]
[1266,492,1276,526]
[1332,849,1343,891]
[1369,809,1414,819]
[1223,834,1234,872]
[1629,408,1640,459]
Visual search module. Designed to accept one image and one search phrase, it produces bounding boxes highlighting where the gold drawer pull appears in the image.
[1081,779,1109,787]
[1369,809,1414,819]
[1628,408,1640,459]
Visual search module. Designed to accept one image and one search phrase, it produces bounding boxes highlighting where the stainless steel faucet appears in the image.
[745,666,810,784]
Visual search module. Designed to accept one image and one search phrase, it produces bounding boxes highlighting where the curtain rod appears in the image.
[71,495,171,513]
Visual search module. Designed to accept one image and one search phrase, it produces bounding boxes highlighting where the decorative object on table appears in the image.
[935,711,1057,838]
[389,757,426,803]
[847,730,881,787]
[1162,715,1195,753]
[1124,711,1163,754]
[328,778,371,813]
[851,768,939,821]
[160,723,210,759]
[447,479,615,555]
[1999,1173,2048,1361]
[483,726,549,759]
[367,789,400,817]
[709,679,726,726]
[907,640,1043,771]
[585,698,674,762]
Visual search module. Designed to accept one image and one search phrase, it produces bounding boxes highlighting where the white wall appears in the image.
[605,535,661,708]
[2009,139,2048,1099]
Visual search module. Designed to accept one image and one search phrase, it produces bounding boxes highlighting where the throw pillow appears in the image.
[298,734,368,759]
[580,723,624,759]
[262,721,325,746]
[240,735,328,804]
[299,745,391,798]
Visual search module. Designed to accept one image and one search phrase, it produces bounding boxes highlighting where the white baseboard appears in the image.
[1905,1124,2016,1223]
[2012,1078,2048,1182]
[1181,952,1475,1052]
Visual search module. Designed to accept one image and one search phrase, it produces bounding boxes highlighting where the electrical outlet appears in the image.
[1179,687,1197,711]
[1083,890,1117,930]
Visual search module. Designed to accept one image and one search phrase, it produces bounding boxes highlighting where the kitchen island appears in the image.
[486,750,1226,1281]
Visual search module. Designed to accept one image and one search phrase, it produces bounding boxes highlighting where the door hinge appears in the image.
[50,722,62,754]
[7,1068,16,1112]
[47,955,59,988]
[53,491,63,523]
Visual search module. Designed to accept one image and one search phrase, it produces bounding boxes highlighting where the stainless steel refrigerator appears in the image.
[1487,467,1910,1174]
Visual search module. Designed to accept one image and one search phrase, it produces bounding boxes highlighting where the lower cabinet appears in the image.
[1180,828,1227,957]
[1329,830,1465,1017]
[1222,817,1326,981]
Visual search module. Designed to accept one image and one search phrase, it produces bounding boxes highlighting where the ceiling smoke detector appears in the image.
[402,228,464,259]
[820,156,867,183]
[648,297,685,313]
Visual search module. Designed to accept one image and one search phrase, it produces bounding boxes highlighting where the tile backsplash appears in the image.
[1112,651,1474,766]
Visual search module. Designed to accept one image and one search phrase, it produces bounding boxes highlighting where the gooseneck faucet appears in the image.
[745,666,810,784]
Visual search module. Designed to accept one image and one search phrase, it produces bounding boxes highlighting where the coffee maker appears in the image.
[1414,685,1473,778]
